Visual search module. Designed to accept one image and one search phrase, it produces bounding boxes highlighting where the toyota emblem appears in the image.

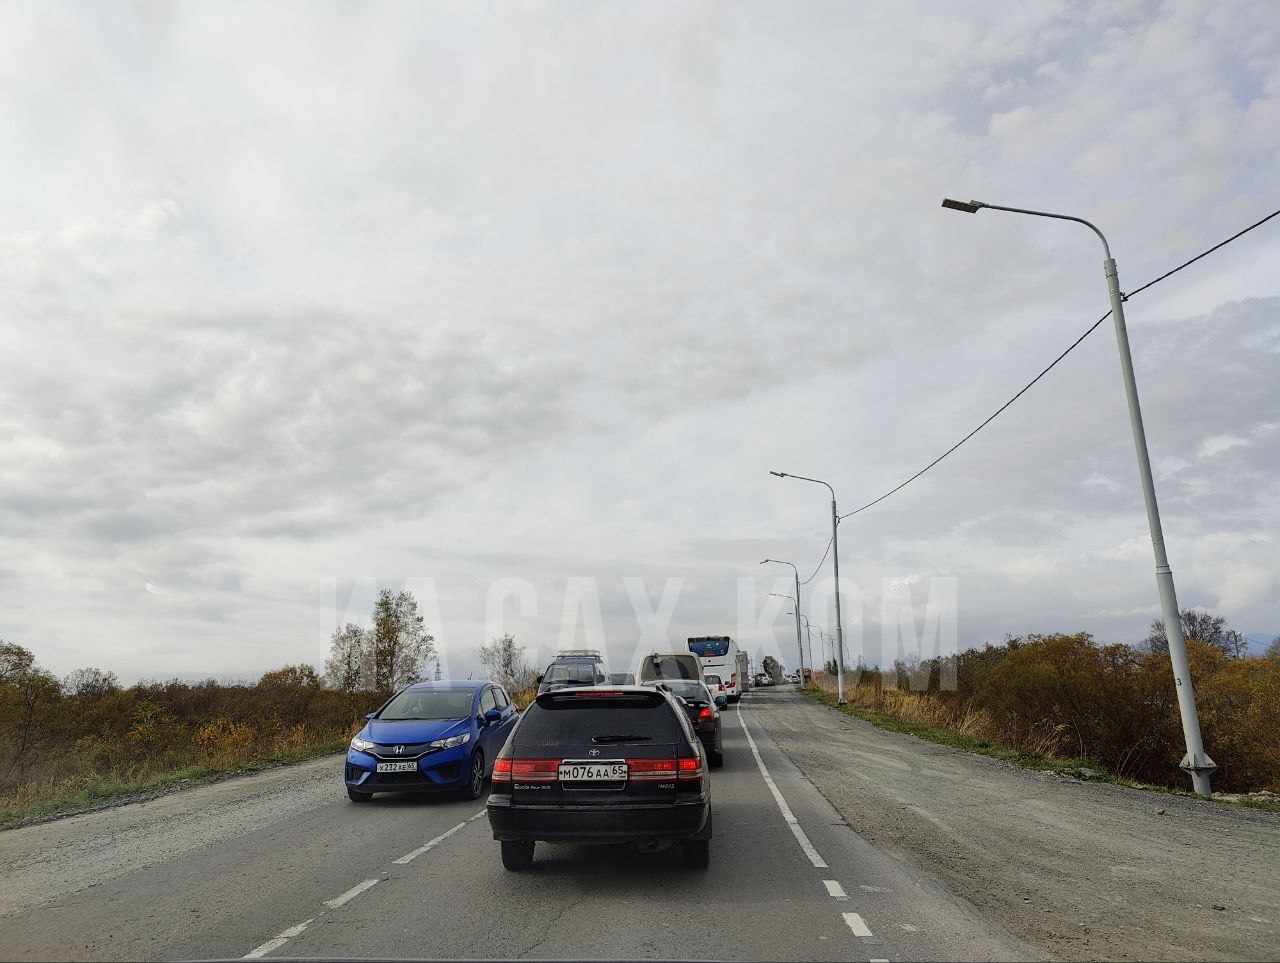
[588,748,600,756]
[394,745,405,755]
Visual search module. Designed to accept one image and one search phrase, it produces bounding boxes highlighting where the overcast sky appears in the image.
[1,1,1277,683]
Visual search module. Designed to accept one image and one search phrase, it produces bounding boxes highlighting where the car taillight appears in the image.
[626,758,677,781]
[730,673,737,683]
[697,707,714,721]
[492,757,512,783]
[677,757,703,780]
[511,758,559,782]
[573,690,625,697]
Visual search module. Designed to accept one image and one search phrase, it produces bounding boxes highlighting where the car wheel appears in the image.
[347,786,372,803]
[709,749,724,769]
[501,839,535,871]
[682,837,710,868]
[461,751,486,800]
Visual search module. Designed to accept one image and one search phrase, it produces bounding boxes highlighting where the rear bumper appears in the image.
[486,797,710,843]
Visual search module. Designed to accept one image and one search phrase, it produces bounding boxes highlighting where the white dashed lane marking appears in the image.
[323,878,380,909]
[393,821,467,864]
[823,880,850,900]
[243,918,313,959]
[243,808,483,957]
[843,912,874,938]
[735,707,828,868]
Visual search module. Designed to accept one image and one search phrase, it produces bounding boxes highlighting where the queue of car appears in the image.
[344,639,755,872]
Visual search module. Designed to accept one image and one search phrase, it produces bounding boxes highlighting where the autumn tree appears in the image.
[1145,609,1249,659]
[480,634,536,692]
[325,622,371,692]
[64,667,121,699]
[0,642,63,789]
[369,589,435,693]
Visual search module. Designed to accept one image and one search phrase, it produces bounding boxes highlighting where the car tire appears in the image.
[461,750,486,800]
[709,749,724,769]
[501,839,535,871]
[346,786,372,803]
[682,837,710,868]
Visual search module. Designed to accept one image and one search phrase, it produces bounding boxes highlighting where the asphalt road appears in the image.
[0,690,1031,962]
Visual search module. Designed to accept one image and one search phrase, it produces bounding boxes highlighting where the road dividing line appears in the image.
[393,821,467,864]
[843,911,873,937]
[243,918,312,958]
[735,708,828,868]
[324,878,380,909]
[823,880,850,900]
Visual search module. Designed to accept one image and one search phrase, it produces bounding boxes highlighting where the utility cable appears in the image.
[836,207,1280,521]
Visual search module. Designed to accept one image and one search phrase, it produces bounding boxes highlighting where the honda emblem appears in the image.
[394,745,405,755]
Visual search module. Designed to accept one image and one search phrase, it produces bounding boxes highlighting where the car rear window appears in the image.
[516,695,681,744]
[661,681,710,702]
[544,662,597,684]
[639,655,699,680]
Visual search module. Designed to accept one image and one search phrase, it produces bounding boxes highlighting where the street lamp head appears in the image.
[769,470,787,478]
[941,198,984,214]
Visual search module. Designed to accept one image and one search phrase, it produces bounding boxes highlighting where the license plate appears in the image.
[376,760,418,773]
[558,761,628,781]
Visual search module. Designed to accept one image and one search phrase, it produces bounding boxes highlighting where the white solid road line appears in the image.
[735,707,828,868]
[393,821,468,864]
[243,918,313,959]
[823,880,850,900]
[470,809,487,821]
[843,911,874,937]
[323,878,381,909]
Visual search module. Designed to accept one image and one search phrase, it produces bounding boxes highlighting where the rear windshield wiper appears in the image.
[592,734,653,743]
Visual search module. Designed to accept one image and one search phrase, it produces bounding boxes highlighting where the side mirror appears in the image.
[715,695,727,707]
[484,708,502,724]
[536,675,544,685]
[365,712,376,720]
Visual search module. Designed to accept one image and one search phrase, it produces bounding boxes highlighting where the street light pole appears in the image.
[763,559,806,686]
[771,471,846,704]
[941,197,1216,796]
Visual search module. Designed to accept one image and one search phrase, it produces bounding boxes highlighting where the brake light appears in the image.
[677,757,703,780]
[511,758,559,782]
[627,757,677,781]
[627,758,677,773]
[573,690,625,697]
[697,707,714,721]
[492,758,512,783]
[730,673,737,683]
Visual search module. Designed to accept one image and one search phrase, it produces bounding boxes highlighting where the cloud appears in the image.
[0,1,1276,680]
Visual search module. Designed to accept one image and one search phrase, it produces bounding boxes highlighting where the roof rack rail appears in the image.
[555,648,605,661]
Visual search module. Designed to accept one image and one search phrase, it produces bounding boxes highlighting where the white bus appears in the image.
[687,636,742,703]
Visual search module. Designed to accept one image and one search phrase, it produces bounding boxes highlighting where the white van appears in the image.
[636,651,704,685]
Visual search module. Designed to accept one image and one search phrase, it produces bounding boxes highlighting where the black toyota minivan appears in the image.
[486,686,712,870]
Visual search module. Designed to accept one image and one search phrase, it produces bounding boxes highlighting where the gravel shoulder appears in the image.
[753,688,1280,962]
[0,753,343,918]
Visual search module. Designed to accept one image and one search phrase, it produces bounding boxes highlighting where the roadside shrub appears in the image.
[814,632,1280,793]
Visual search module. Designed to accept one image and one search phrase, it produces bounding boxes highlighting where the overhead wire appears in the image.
[834,206,1280,522]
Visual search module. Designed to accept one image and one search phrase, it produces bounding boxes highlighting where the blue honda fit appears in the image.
[345,681,518,802]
